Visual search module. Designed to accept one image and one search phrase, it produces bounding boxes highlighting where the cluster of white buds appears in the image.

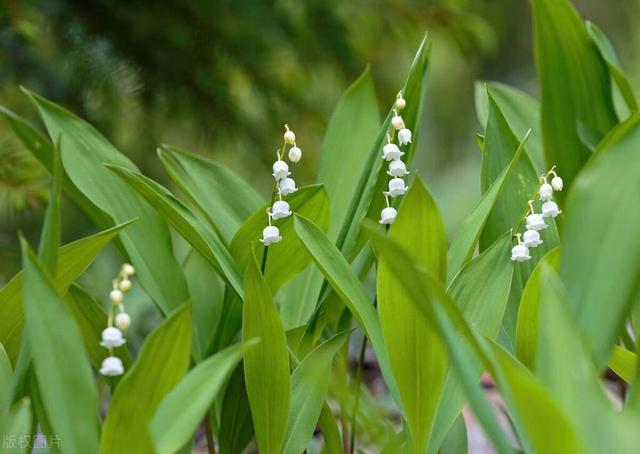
[99,263,135,376]
[511,167,563,262]
[260,125,301,245]
[379,93,411,225]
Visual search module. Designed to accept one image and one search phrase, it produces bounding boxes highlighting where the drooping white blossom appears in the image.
[270,200,292,220]
[260,225,282,245]
[100,356,124,376]
[379,207,397,225]
[100,327,126,348]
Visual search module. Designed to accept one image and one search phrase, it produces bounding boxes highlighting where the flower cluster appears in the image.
[260,125,301,245]
[379,94,411,225]
[99,263,135,376]
[511,167,563,262]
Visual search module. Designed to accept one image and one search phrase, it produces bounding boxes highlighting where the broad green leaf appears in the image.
[158,145,262,242]
[586,21,637,115]
[438,414,467,454]
[514,248,560,369]
[535,267,640,453]
[65,285,132,372]
[474,82,545,173]
[108,164,243,298]
[447,131,528,282]
[609,346,635,383]
[0,106,113,229]
[25,89,189,315]
[293,215,401,406]
[218,364,254,454]
[150,342,252,454]
[0,221,132,365]
[242,250,290,454]
[101,303,192,454]
[0,398,31,454]
[282,331,350,454]
[21,238,100,454]
[0,344,13,407]
[485,339,583,453]
[37,139,62,274]
[531,0,618,185]
[317,402,342,454]
[429,233,513,452]
[364,225,515,453]
[337,33,431,257]
[232,185,330,295]
[560,112,640,366]
[377,178,447,452]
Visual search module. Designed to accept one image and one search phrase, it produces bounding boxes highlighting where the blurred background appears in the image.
[0,0,639,328]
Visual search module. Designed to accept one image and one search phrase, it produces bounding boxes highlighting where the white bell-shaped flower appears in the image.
[118,279,131,292]
[278,177,298,195]
[260,226,282,245]
[387,160,409,177]
[387,178,408,197]
[100,356,124,376]
[551,176,563,191]
[115,313,131,330]
[391,115,405,130]
[541,201,561,218]
[379,207,397,225]
[522,229,543,247]
[109,289,123,304]
[382,143,403,161]
[511,244,531,262]
[122,263,135,276]
[270,200,292,220]
[525,213,547,231]
[398,128,412,146]
[539,183,553,201]
[288,146,302,163]
[284,129,296,144]
[100,327,126,348]
[272,160,290,180]
[395,97,406,110]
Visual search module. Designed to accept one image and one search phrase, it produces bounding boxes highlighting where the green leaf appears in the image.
[231,185,330,295]
[317,402,342,454]
[25,89,189,315]
[560,112,640,365]
[377,178,447,452]
[158,145,263,242]
[429,233,513,452]
[609,346,635,383]
[218,364,254,454]
[37,139,62,274]
[337,33,431,257]
[101,303,192,453]
[446,131,528,282]
[150,341,252,454]
[531,0,618,185]
[514,248,560,369]
[0,343,13,407]
[293,215,401,406]
[0,398,32,454]
[0,221,132,365]
[438,414,467,454]
[474,82,545,173]
[586,21,638,114]
[242,249,290,454]
[21,237,100,454]
[282,331,350,454]
[108,164,243,298]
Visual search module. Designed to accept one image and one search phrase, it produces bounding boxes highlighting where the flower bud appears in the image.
[122,263,135,276]
[395,97,406,110]
[118,279,131,292]
[100,356,124,376]
[541,201,561,218]
[110,289,123,304]
[272,160,290,180]
[398,128,412,146]
[382,143,403,161]
[379,207,397,225]
[260,226,282,245]
[387,178,408,197]
[391,115,405,130]
[510,244,531,262]
[270,200,292,220]
[539,183,553,201]
[278,177,298,195]
[284,129,296,144]
[288,146,302,163]
[115,313,131,330]
[551,176,563,191]
[522,229,543,247]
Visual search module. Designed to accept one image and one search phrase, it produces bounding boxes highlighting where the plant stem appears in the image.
[204,412,216,454]
[349,335,368,454]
